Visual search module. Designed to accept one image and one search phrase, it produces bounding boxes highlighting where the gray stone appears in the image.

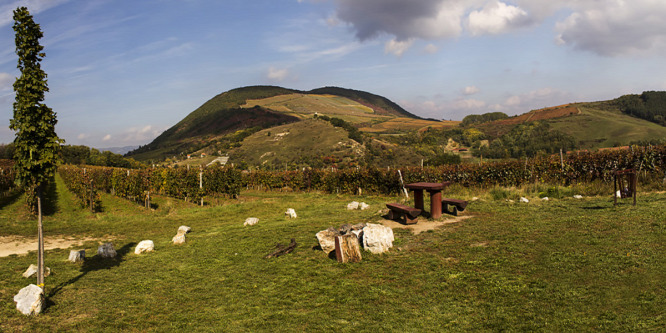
[244,217,259,226]
[68,250,86,263]
[362,223,394,254]
[135,240,154,254]
[97,243,117,258]
[14,284,44,315]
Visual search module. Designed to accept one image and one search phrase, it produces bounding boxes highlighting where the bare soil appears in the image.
[0,236,102,257]
[379,215,473,234]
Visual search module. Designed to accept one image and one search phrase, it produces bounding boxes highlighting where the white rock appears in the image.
[362,223,394,254]
[541,197,549,201]
[68,250,86,263]
[347,201,359,210]
[135,240,155,254]
[574,195,583,199]
[177,225,191,234]
[520,197,530,203]
[359,202,370,210]
[22,264,38,278]
[616,191,622,198]
[472,197,479,201]
[316,229,338,254]
[285,208,297,218]
[244,217,259,226]
[172,233,186,245]
[14,284,44,316]
[97,243,117,258]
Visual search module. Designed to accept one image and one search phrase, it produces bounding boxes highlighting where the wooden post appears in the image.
[37,190,44,289]
[199,171,204,206]
[398,170,409,199]
[560,149,564,171]
[335,234,362,263]
[89,181,94,213]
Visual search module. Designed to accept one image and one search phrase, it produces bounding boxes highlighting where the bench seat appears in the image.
[442,198,468,216]
[386,203,422,224]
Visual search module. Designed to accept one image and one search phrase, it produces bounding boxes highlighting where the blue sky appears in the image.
[1,0,665,148]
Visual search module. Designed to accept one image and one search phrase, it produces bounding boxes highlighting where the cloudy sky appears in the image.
[1,0,665,148]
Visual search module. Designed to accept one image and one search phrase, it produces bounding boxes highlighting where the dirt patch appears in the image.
[0,236,103,257]
[379,215,473,234]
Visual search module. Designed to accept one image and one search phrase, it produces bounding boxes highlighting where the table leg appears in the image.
[413,189,424,211]
[430,190,442,219]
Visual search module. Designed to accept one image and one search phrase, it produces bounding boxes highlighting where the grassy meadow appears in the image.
[1,176,665,331]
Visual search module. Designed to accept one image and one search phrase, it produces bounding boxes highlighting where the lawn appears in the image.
[1,177,665,331]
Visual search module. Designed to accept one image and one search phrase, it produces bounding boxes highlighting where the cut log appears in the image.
[335,234,362,263]
[265,238,297,258]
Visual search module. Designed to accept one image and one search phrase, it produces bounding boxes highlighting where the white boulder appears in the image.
[359,202,370,210]
[22,264,50,278]
[541,197,550,201]
[362,223,394,254]
[172,225,191,245]
[316,229,338,254]
[14,284,44,316]
[285,208,297,219]
[520,197,529,203]
[347,201,359,210]
[574,195,583,199]
[135,240,155,254]
[244,217,259,226]
[97,243,117,258]
[68,250,86,263]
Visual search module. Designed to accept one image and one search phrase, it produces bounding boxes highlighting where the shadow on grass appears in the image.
[45,242,136,308]
[0,189,22,210]
[42,179,59,216]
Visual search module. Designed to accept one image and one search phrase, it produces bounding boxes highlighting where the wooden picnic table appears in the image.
[404,182,451,219]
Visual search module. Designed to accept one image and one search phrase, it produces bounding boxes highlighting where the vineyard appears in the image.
[55,145,665,210]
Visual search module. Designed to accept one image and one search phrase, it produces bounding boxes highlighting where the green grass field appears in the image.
[1,177,665,331]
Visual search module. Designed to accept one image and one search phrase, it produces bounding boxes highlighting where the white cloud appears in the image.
[0,72,12,90]
[384,38,414,57]
[555,0,666,56]
[453,98,486,109]
[0,0,72,27]
[467,1,531,36]
[267,67,289,81]
[463,86,480,95]
[424,43,439,54]
[77,133,88,140]
[102,134,111,142]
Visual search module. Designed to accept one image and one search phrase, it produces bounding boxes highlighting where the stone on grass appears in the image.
[362,223,394,254]
[244,217,259,226]
[22,264,50,278]
[574,195,583,199]
[172,225,191,245]
[316,228,338,254]
[68,250,86,263]
[335,234,362,263]
[135,240,155,254]
[520,197,529,203]
[97,243,117,258]
[541,197,549,201]
[285,208,297,219]
[347,201,359,210]
[359,202,370,210]
[472,197,479,201]
[14,284,43,316]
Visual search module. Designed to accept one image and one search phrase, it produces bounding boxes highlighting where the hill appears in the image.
[126,86,423,162]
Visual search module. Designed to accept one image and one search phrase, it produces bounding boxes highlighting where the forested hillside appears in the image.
[614,91,666,126]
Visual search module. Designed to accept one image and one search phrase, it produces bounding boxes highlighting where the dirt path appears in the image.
[379,214,473,234]
[0,236,101,257]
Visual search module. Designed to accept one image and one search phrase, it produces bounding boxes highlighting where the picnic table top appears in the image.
[404,182,451,191]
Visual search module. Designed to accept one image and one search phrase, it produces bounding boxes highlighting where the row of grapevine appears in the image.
[58,166,101,211]
[242,145,666,195]
[58,165,243,207]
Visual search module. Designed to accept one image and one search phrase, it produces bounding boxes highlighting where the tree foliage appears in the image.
[615,91,666,126]
[474,122,576,159]
[10,7,62,209]
[461,112,508,127]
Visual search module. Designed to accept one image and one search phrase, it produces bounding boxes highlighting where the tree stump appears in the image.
[335,234,362,263]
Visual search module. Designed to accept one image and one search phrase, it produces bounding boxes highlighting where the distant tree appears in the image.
[10,6,63,291]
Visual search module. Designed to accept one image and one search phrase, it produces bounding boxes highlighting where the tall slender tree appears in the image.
[11,6,62,291]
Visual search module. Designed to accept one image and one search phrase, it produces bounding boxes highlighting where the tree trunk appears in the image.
[37,187,44,289]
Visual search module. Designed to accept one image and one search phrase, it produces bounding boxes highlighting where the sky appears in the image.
[1,0,665,148]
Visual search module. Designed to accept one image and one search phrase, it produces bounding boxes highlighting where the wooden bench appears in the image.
[441,198,468,216]
[386,203,422,224]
